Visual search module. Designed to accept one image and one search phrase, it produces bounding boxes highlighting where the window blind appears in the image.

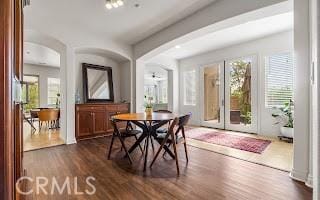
[265,52,294,107]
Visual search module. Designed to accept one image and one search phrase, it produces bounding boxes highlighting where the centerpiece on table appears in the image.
[144,96,154,116]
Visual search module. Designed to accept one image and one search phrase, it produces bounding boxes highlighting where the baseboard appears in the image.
[289,169,308,182]
[66,138,77,145]
[305,174,313,188]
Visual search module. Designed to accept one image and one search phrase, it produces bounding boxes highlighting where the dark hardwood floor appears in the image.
[23,136,312,200]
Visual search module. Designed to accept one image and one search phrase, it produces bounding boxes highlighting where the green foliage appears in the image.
[272,100,294,128]
[144,95,154,108]
[22,84,39,112]
[230,60,251,125]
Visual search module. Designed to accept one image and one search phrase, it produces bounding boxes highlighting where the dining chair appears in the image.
[147,110,172,151]
[38,109,59,131]
[154,109,172,134]
[158,113,192,162]
[154,110,172,113]
[150,117,180,174]
[30,109,39,124]
[107,118,143,164]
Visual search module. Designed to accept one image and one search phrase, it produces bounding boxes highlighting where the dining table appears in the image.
[112,112,178,171]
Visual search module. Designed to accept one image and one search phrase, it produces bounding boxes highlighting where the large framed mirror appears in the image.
[82,63,114,103]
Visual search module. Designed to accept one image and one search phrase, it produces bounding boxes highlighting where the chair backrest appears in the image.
[38,109,59,122]
[30,110,39,118]
[178,113,192,127]
[168,117,179,135]
[110,118,118,131]
[154,110,172,113]
[110,112,129,130]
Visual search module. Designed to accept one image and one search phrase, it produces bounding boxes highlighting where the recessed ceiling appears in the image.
[162,12,293,60]
[24,42,60,67]
[24,0,216,45]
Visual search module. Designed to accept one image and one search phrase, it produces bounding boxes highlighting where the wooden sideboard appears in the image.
[75,103,130,140]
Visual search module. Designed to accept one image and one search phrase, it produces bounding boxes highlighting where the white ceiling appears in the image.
[144,65,168,81]
[24,42,60,67]
[162,12,294,60]
[24,0,216,45]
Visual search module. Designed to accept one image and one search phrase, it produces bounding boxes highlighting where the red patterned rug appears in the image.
[185,128,271,154]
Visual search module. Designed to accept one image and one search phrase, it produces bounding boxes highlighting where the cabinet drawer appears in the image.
[77,105,106,112]
[105,105,119,112]
[117,104,129,113]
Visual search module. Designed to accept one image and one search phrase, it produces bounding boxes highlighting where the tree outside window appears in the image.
[22,75,39,112]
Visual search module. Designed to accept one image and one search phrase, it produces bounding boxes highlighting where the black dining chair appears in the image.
[154,109,172,133]
[157,113,192,162]
[150,117,180,174]
[107,118,143,164]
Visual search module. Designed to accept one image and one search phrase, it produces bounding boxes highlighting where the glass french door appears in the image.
[200,56,258,133]
[225,56,258,133]
[200,62,225,129]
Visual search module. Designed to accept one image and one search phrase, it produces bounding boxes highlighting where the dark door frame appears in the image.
[0,0,23,199]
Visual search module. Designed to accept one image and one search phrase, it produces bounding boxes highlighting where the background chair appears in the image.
[38,109,59,131]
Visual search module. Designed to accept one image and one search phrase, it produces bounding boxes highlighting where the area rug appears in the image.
[185,128,271,154]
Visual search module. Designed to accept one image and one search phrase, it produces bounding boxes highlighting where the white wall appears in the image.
[179,31,293,136]
[313,0,320,196]
[290,0,311,185]
[24,64,60,108]
[119,61,132,103]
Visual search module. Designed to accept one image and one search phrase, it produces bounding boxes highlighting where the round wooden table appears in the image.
[113,112,178,171]
[113,112,177,122]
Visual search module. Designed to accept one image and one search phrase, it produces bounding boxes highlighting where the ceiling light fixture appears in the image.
[175,45,181,49]
[105,0,124,10]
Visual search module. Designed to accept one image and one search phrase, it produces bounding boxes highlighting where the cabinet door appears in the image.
[92,110,107,135]
[77,111,93,137]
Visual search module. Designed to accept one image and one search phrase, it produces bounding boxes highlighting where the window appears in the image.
[183,70,196,105]
[22,75,39,111]
[48,78,60,106]
[144,85,156,103]
[144,80,168,104]
[158,81,167,104]
[265,52,294,107]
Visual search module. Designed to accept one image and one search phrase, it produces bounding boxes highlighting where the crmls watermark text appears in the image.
[16,176,96,196]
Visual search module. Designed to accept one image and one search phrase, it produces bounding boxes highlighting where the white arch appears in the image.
[74,47,131,63]
[25,29,68,144]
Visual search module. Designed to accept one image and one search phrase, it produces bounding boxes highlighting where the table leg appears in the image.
[128,133,147,153]
[143,134,150,171]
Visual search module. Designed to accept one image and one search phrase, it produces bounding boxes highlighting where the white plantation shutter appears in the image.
[48,78,60,105]
[265,52,294,107]
[184,70,196,105]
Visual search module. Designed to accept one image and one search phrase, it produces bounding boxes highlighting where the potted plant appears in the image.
[144,96,154,115]
[55,93,61,108]
[272,100,294,138]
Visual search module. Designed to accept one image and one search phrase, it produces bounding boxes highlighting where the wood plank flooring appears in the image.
[23,136,312,200]
[23,121,65,151]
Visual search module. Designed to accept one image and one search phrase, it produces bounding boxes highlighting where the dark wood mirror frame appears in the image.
[82,63,114,103]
